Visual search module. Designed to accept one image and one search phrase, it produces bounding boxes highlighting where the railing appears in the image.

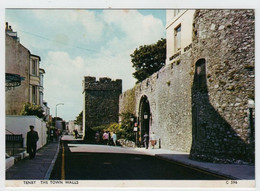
[6,129,24,156]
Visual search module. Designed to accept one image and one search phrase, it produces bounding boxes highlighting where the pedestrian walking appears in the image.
[150,132,157,149]
[111,132,117,146]
[26,125,39,159]
[95,131,100,144]
[103,131,109,145]
[54,128,58,142]
[143,132,149,149]
[99,131,103,144]
[74,129,79,139]
[50,128,54,142]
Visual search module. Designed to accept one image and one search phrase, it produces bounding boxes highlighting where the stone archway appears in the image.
[138,95,151,146]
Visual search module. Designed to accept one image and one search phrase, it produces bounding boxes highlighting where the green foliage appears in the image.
[92,124,110,132]
[92,123,124,137]
[131,38,166,83]
[75,111,83,125]
[92,120,135,140]
[107,123,122,133]
[20,102,45,119]
[120,112,136,141]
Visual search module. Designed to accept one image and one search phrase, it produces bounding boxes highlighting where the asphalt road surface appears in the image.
[50,139,226,180]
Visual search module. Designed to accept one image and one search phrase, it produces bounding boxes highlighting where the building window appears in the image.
[32,60,37,75]
[174,25,181,52]
[32,85,37,104]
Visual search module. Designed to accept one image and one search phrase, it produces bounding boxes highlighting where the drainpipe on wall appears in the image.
[28,51,31,103]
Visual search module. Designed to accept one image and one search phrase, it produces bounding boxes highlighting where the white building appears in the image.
[166,10,195,65]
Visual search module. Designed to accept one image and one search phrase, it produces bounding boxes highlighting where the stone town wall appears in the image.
[119,86,137,121]
[119,9,254,163]
[189,9,255,163]
[83,76,122,139]
[119,50,193,152]
[5,34,30,115]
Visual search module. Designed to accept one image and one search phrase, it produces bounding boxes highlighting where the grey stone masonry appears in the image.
[189,9,255,164]
[119,9,254,164]
[82,76,122,140]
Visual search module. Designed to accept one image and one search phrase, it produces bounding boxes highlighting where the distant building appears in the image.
[54,117,66,131]
[82,76,122,140]
[42,101,50,121]
[68,120,76,132]
[39,68,45,106]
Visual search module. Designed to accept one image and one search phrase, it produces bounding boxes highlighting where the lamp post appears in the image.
[55,103,64,118]
[143,112,148,120]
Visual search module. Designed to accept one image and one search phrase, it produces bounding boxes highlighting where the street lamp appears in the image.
[55,103,64,118]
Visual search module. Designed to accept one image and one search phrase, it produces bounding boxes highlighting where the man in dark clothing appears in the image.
[74,129,79,139]
[143,132,149,149]
[26,125,39,159]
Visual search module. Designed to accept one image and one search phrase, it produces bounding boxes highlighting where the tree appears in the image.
[20,102,45,119]
[75,111,83,125]
[131,38,166,83]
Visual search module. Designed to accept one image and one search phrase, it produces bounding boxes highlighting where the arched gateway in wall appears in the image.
[138,95,151,145]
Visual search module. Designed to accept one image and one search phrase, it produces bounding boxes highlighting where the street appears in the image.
[50,136,226,180]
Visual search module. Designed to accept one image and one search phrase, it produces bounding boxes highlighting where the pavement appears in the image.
[5,135,255,180]
[6,140,60,180]
[133,148,255,180]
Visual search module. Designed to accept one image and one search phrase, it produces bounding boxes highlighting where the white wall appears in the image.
[68,120,75,132]
[6,115,47,149]
[75,124,82,132]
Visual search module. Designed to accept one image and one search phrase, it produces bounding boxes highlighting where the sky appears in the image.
[5,9,166,121]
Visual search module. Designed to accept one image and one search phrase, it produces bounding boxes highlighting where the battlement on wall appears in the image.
[83,76,122,91]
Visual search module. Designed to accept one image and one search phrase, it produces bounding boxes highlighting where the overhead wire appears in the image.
[19,30,99,53]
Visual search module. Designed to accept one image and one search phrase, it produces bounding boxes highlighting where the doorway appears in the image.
[138,95,151,146]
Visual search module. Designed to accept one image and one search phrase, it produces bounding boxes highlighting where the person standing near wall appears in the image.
[143,132,149,149]
[111,132,117,146]
[26,125,39,159]
[103,131,108,145]
[150,132,157,149]
[95,131,100,144]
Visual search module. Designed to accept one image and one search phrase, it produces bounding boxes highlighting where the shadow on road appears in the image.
[50,140,227,180]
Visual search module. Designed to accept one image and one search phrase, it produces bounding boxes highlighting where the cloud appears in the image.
[6,9,165,120]
[102,10,165,46]
[32,10,105,42]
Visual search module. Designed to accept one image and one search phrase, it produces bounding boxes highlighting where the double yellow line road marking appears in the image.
[61,142,65,180]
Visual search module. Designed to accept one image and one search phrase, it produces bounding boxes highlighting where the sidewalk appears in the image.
[132,147,255,180]
[6,140,60,180]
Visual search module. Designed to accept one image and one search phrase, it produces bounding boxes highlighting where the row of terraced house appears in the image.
[5,22,50,157]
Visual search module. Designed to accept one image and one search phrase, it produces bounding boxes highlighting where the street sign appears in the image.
[133,127,138,132]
